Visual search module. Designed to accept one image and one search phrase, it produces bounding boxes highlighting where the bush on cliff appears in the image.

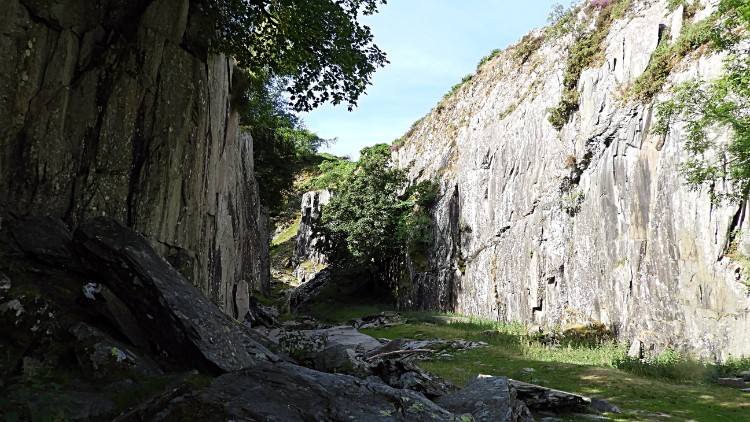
[653,0,750,203]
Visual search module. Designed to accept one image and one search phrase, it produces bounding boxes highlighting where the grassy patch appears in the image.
[443,74,474,100]
[272,217,300,246]
[330,307,750,422]
[477,48,502,71]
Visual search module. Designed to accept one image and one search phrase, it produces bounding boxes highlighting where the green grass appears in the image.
[272,216,300,246]
[338,309,750,422]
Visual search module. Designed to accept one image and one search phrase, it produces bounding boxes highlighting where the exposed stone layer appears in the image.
[293,189,333,283]
[0,0,269,314]
[394,0,750,359]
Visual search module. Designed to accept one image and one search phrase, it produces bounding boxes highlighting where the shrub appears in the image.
[514,34,546,64]
[628,17,715,101]
[477,49,502,70]
[443,74,474,100]
[548,0,631,130]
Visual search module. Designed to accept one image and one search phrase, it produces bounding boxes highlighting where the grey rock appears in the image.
[371,359,460,399]
[508,379,587,410]
[312,344,371,378]
[572,414,610,421]
[198,361,458,422]
[435,374,534,422]
[292,190,334,284]
[70,322,163,378]
[738,370,750,381]
[11,216,81,269]
[627,339,642,358]
[716,378,748,388]
[73,218,277,374]
[589,399,621,414]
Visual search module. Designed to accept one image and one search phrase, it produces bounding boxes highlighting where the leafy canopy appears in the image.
[211,0,388,112]
[317,144,436,276]
[236,70,335,214]
[653,0,750,202]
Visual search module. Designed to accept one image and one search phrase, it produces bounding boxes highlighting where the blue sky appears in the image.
[301,0,562,159]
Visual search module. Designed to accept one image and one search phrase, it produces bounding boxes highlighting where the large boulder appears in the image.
[73,217,278,374]
[435,375,535,422]
[11,216,82,269]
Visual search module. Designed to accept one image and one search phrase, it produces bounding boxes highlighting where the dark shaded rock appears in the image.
[589,399,621,413]
[508,379,587,410]
[291,267,332,306]
[11,216,81,269]
[739,370,750,381]
[244,294,280,328]
[70,322,162,378]
[716,378,748,388]
[30,390,115,421]
[111,370,200,422]
[311,344,371,378]
[83,283,149,349]
[73,218,277,374]
[435,375,535,422]
[371,359,460,399]
[62,391,115,421]
[198,361,458,421]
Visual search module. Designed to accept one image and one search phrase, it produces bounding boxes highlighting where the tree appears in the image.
[211,0,388,112]
[653,0,750,202]
[235,70,335,215]
[318,144,435,280]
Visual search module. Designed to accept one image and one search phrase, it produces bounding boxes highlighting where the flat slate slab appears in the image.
[74,217,278,374]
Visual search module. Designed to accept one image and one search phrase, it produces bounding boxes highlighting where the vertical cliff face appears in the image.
[0,0,269,315]
[395,0,750,359]
[292,190,333,284]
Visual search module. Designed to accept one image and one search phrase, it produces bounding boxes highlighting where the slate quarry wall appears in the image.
[394,0,750,360]
[0,0,269,316]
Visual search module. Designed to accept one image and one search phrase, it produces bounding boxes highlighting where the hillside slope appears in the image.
[394,0,750,360]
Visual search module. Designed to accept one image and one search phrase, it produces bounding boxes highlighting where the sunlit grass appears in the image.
[347,309,750,422]
[271,215,300,246]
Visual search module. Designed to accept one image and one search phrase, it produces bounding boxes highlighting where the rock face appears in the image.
[293,190,334,284]
[393,0,750,360]
[0,0,270,316]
